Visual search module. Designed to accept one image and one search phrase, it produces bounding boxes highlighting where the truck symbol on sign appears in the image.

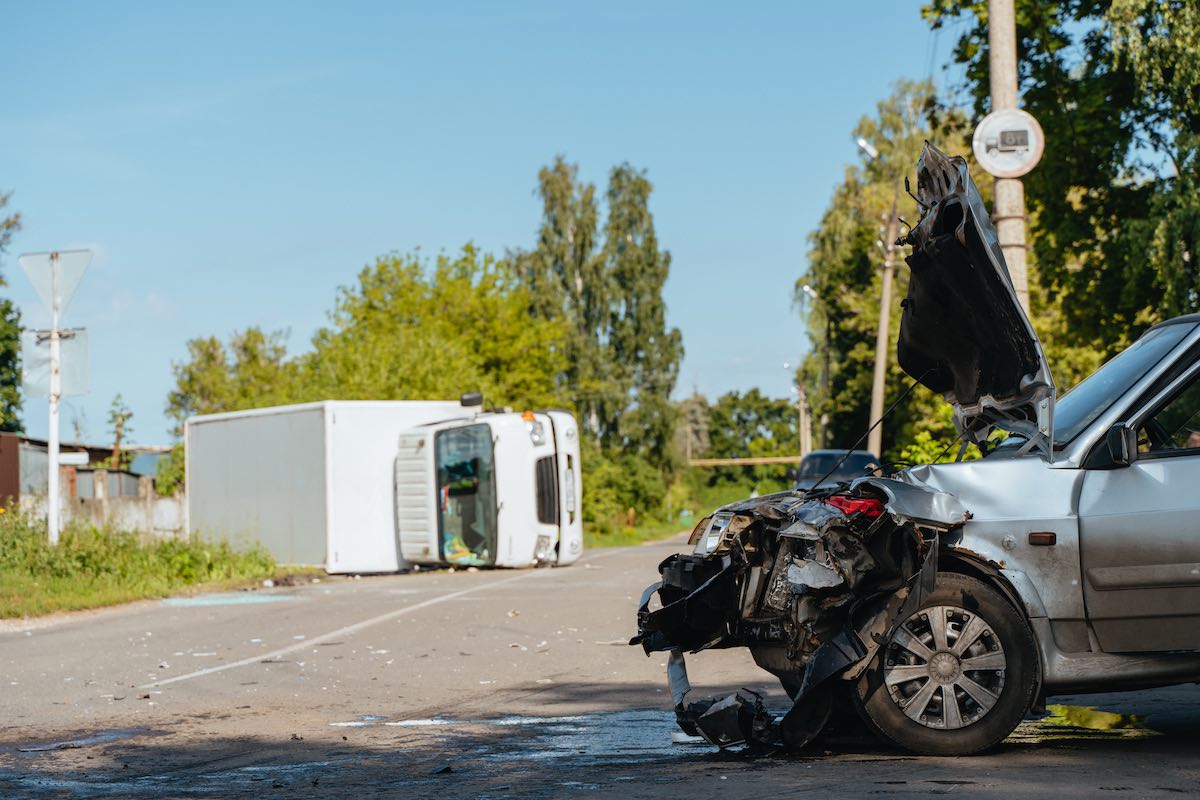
[987,128,1030,153]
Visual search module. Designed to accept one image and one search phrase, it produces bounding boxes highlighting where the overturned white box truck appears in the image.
[185,396,583,573]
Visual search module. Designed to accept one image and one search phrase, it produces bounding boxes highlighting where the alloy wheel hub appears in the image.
[928,652,961,683]
[882,604,1006,730]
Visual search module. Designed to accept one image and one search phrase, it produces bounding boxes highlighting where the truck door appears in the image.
[434,423,499,566]
[1078,362,1200,652]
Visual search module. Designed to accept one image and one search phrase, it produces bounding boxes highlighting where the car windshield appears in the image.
[1053,323,1194,447]
[797,453,875,481]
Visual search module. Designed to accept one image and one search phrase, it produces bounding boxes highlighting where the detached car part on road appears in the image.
[632,143,1200,755]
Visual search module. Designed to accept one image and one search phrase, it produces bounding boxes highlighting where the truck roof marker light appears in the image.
[522,410,536,422]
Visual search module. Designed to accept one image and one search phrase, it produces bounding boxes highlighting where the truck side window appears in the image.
[1138,371,1200,455]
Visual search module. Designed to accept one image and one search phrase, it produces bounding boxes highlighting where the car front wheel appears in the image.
[852,572,1038,755]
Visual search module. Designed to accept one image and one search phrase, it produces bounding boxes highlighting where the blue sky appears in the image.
[2,1,948,444]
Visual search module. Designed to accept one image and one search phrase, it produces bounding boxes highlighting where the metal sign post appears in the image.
[980,0,1045,316]
[18,249,91,545]
[49,260,60,543]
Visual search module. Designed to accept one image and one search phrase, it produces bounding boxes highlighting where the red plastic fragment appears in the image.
[825,495,885,518]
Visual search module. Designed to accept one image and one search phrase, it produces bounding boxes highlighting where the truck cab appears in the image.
[395,408,582,568]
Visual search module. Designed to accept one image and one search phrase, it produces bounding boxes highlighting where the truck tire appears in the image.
[852,572,1037,755]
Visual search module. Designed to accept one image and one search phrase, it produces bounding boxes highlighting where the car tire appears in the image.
[851,571,1037,755]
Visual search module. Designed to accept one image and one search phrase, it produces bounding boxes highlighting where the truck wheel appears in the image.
[852,572,1037,755]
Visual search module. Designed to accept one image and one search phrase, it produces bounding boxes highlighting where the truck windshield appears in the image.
[435,424,498,566]
[1053,323,1194,447]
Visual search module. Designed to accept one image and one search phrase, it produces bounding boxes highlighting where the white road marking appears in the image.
[140,569,546,689]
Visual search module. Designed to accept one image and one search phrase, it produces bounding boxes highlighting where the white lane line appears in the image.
[143,545,638,689]
[140,569,545,689]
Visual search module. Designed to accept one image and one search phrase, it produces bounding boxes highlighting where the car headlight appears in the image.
[693,513,734,555]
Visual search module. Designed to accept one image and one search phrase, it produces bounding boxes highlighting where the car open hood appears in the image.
[898,143,1055,456]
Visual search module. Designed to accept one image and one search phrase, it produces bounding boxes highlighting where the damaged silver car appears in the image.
[632,142,1200,756]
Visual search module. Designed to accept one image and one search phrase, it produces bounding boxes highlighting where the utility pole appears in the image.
[822,315,831,447]
[784,362,812,459]
[797,383,811,458]
[988,0,1030,315]
[47,255,62,544]
[867,188,901,459]
[798,283,829,448]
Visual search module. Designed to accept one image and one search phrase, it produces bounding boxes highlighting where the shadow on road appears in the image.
[4,684,1200,799]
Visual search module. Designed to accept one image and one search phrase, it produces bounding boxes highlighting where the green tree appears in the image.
[515,158,610,432]
[705,388,797,486]
[797,80,974,462]
[166,246,568,430]
[155,442,185,497]
[0,191,22,432]
[107,394,133,470]
[306,246,566,408]
[516,157,683,467]
[924,0,1200,361]
[603,164,684,468]
[166,327,298,434]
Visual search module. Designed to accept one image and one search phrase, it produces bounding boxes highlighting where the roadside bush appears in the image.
[583,455,788,548]
[155,442,186,497]
[0,510,275,617]
[582,446,668,535]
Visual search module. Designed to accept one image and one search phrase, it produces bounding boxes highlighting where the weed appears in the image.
[0,511,276,618]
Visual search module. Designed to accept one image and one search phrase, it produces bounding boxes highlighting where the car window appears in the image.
[797,453,837,478]
[1054,323,1193,447]
[1137,370,1200,455]
[797,453,875,483]
[835,454,876,477]
[796,453,871,482]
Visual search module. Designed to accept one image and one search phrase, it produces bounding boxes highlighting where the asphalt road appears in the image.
[1,534,1198,799]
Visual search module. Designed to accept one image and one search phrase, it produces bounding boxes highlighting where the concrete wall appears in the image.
[65,470,185,538]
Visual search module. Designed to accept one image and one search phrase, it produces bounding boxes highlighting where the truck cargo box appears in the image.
[186,401,471,572]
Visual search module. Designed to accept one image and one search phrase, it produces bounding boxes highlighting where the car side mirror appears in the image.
[1106,424,1137,467]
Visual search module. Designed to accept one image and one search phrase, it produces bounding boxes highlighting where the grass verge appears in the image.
[583,517,686,549]
[0,511,278,618]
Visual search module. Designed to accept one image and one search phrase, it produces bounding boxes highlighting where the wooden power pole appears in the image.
[867,189,901,459]
[988,0,1031,315]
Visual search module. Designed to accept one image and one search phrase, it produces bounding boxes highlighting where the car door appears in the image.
[1078,361,1200,652]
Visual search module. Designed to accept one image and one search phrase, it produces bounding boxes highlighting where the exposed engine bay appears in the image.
[630,477,969,750]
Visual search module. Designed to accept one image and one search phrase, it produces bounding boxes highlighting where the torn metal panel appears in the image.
[855,475,971,530]
[633,555,738,654]
[692,690,776,747]
[632,481,954,750]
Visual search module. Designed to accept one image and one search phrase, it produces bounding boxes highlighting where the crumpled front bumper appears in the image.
[630,479,966,749]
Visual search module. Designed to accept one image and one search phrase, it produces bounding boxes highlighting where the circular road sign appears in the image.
[972,109,1045,178]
